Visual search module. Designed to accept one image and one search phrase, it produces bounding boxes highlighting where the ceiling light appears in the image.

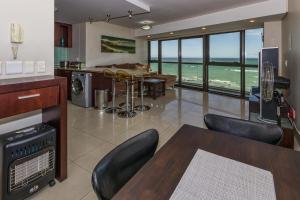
[139,20,155,25]
[128,10,133,19]
[202,27,207,30]
[147,35,151,38]
[249,19,256,23]
[170,32,174,35]
[141,25,152,30]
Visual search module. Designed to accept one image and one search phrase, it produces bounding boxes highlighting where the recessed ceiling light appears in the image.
[141,25,152,30]
[170,32,174,35]
[147,35,151,38]
[249,19,256,23]
[139,20,155,25]
[202,27,207,30]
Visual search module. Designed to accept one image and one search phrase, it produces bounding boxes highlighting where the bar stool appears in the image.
[116,70,137,118]
[103,69,121,114]
[135,72,151,111]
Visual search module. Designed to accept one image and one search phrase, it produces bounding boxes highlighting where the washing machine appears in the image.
[71,72,92,108]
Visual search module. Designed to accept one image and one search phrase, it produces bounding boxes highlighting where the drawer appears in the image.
[0,86,59,118]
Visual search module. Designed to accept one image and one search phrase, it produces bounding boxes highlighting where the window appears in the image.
[148,28,263,96]
[181,38,203,85]
[209,32,240,63]
[209,32,241,92]
[161,40,179,78]
[208,65,241,91]
[150,41,158,72]
[245,28,263,92]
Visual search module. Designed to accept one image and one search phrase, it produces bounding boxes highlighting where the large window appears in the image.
[150,40,158,72]
[181,38,203,85]
[161,40,179,79]
[208,32,241,92]
[245,28,263,92]
[148,28,263,97]
[210,32,240,63]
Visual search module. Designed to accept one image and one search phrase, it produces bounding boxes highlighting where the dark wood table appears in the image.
[113,124,300,200]
[144,78,166,100]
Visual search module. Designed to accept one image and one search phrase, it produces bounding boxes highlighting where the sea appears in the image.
[150,57,259,92]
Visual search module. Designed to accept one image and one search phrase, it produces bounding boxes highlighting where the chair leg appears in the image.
[135,78,151,111]
[118,80,137,118]
[105,78,121,114]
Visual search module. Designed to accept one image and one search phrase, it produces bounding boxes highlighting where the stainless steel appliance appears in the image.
[71,72,92,108]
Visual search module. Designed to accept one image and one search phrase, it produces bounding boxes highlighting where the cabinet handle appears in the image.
[18,94,41,100]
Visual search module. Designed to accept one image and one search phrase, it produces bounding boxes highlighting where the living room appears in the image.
[0,0,300,200]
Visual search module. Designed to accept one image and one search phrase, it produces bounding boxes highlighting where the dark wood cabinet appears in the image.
[55,22,72,48]
[54,68,72,100]
[0,76,68,182]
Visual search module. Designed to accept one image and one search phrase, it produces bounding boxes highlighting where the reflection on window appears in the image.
[150,41,158,61]
[245,28,263,65]
[162,40,178,62]
[210,32,240,63]
[209,65,241,91]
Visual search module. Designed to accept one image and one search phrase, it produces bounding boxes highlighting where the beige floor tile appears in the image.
[30,161,92,200]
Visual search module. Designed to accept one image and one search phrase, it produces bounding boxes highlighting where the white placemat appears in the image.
[169,149,276,200]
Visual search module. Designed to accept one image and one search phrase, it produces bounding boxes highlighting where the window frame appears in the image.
[148,27,263,98]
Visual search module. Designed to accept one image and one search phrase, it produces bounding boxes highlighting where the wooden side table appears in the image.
[144,79,166,100]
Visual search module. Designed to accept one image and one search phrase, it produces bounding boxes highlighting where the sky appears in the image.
[151,28,263,59]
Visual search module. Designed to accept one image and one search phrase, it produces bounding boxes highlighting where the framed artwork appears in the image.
[101,35,135,54]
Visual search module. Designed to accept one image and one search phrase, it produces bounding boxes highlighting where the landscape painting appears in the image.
[101,35,136,54]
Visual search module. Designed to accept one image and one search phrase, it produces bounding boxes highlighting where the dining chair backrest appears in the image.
[204,114,283,145]
[91,129,159,200]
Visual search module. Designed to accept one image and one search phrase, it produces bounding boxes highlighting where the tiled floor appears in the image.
[31,88,249,200]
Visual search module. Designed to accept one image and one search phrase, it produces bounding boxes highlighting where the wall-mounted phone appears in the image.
[11,23,24,44]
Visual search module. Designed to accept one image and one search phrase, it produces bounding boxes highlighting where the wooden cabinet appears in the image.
[0,86,59,119]
[0,76,68,182]
[55,22,72,48]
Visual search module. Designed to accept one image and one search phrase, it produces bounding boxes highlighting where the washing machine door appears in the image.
[72,78,84,96]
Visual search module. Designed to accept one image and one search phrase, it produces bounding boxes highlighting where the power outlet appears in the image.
[36,61,46,73]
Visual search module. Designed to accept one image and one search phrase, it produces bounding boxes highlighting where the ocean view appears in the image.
[150,57,259,92]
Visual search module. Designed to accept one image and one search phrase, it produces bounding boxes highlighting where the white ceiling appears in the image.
[55,0,268,27]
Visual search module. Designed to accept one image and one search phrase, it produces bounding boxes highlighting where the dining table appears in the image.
[112,124,300,200]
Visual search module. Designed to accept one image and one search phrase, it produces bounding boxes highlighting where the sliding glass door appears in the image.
[161,40,179,80]
[181,38,203,86]
[148,28,263,97]
[208,32,241,92]
[245,28,263,92]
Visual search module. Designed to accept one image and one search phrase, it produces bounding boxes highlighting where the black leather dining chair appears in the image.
[91,129,159,200]
[204,114,283,145]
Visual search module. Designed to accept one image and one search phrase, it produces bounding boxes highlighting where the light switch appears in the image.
[36,61,46,73]
[23,61,35,74]
[5,61,23,74]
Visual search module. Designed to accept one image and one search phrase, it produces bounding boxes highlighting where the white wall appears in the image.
[0,0,54,133]
[0,0,54,79]
[85,22,147,67]
[264,21,283,75]
[282,0,300,130]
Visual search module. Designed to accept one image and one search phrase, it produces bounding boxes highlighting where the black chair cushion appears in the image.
[204,114,283,145]
[91,129,159,200]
